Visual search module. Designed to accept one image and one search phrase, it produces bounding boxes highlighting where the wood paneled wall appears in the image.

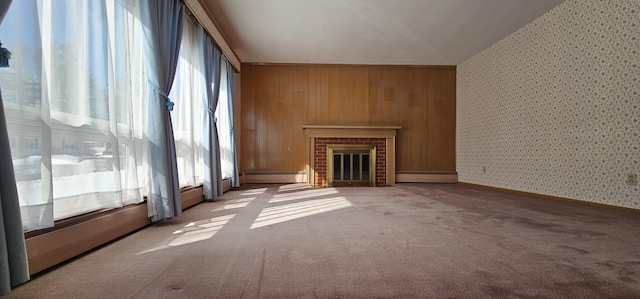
[240,64,456,173]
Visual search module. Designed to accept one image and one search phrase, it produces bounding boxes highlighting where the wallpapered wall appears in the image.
[457,0,639,209]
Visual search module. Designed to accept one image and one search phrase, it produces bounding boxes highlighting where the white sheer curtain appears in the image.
[215,60,234,180]
[173,22,237,189]
[169,17,204,188]
[0,0,146,229]
[223,58,240,187]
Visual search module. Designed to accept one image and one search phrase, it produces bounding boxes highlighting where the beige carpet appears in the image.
[6,183,640,298]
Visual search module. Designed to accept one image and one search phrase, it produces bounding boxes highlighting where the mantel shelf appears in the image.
[303,125,401,130]
[303,125,401,139]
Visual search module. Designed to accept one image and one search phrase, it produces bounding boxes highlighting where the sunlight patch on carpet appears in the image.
[170,214,235,246]
[138,214,235,254]
[212,197,256,211]
[277,184,312,192]
[240,188,268,196]
[251,197,352,229]
[269,188,339,203]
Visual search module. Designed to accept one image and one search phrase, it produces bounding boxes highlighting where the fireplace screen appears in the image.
[333,152,370,182]
[327,145,376,187]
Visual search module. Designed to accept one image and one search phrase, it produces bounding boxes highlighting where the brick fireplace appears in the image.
[303,125,401,187]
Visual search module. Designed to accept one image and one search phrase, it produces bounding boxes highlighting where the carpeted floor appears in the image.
[6,183,640,298]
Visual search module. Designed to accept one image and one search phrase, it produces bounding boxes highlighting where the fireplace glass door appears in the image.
[327,144,376,187]
[332,151,371,186]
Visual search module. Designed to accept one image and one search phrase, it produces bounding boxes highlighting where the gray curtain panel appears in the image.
[0,0,10,22]
[1,1,30,295]
[199,27,223,201]
[139,0,184,222]
[225,59,240,188]
[0,86,31,295]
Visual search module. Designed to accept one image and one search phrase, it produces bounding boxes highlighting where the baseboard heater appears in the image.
[242,171,307,184]
[395,171,458,183]
[25,186,205,275]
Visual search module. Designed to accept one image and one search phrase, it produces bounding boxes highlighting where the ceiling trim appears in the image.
[184,0,241,72]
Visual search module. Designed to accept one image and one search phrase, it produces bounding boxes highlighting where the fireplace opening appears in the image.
[327,144,376,187]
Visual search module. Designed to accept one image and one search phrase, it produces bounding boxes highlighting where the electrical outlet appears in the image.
[482,166,486,174]
[627,173,638,186]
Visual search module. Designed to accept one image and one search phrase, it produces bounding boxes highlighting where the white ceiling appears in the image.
[203,0,566,66]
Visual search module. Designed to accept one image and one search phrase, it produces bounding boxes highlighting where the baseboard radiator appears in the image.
[24,184,220,275]
[242,171,307,184]
[396,171,458,183]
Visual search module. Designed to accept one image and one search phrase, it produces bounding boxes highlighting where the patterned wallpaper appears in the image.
[457,0,639,209]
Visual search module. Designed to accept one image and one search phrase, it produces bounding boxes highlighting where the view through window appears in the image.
[0,0,236,230]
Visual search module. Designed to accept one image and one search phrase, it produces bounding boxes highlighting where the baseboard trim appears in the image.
[458,182,640,213]
[242,171,307,184]
[396,172,458,183]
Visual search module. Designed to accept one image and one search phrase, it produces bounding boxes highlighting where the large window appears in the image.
[216,60,234,180]
[170,16,204,188]
[0,0,238,230]
[0,0,147,229]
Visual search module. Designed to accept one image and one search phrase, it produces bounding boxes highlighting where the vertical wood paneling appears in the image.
[327,67,345,124]
[369,67,434,171]
[292,66,308,170]
[352,67,370,124]
[427,68,456,171]
[307,66,329,124]
[233,72,242,172]
[326,66,369,125]
[240,66,256,171]
[269,66,283,170]
[240,64,456,173]
[255,66,269,170]
[400,67,430,171]
[305,67,313,124]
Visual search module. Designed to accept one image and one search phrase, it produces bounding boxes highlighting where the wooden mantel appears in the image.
[303,125,401,138]
[303,125,401,186]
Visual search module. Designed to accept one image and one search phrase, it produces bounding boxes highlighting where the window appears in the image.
[170,16,204,188]
[0,0,238,229]
[26,137,40,150]
[216,60,234,180]
[0,0,147,229]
